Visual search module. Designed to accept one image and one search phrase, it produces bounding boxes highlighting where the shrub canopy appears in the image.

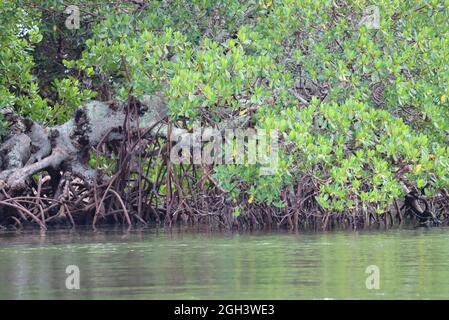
[1,0,448,218]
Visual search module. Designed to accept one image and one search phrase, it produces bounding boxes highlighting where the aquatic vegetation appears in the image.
[0,0,448,229]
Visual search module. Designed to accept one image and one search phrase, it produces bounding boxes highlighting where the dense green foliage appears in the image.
[0,0,95,125]
[0,0,45,125]
[1,0,448,218]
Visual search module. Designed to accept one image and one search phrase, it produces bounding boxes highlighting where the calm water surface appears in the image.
[1,227,449,299]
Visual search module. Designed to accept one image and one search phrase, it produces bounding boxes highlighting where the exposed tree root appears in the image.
[0,96,448,231]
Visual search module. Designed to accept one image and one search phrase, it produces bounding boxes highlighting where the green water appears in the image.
[0,227,449,299]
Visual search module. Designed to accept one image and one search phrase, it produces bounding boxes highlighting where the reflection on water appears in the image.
[0,227,449,299]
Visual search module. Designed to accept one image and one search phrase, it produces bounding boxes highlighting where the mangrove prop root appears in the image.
[0,96,448,230]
